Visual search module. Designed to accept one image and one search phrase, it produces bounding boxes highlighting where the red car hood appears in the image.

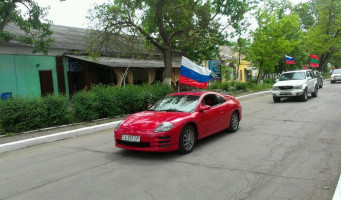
[121,111,191,131]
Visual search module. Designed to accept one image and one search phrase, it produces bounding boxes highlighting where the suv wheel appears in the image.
[311,85,318,97]
[300,88,308,102]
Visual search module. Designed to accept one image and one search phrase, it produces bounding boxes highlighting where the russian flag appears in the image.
[285,55,295,64]
[179,56,212,89]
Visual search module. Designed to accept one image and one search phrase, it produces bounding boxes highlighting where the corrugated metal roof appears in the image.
[3,23,163,56]
[66,55,181,68]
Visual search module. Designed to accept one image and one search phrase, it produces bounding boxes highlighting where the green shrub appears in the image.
[0,97,46,133]
[221,82,230,91]
[263,79,275,85]
[208,81,220,89]
[72,90,100,122]
[236,82,247,91]
[42,94,72,127]
[0,83,174,134]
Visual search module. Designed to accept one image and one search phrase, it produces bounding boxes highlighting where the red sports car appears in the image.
[114,91,242,154]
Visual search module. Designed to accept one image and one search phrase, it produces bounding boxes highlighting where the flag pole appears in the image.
[178,82,180,92]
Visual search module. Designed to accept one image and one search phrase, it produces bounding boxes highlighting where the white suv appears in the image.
[272,70,318,102]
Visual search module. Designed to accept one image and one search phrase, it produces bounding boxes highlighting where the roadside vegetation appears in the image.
[0,83,173,135]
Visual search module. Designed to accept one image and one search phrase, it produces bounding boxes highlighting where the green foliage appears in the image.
[0,1,54,54]
[0,84,174,134]
[71,83,173,123]
[0,97,47,133]
[42,94,72,127]
[249,4,303,76]
[235,82,247,91]
[221,82,230,91]
[304,0,341,71]
[71,90,101,122]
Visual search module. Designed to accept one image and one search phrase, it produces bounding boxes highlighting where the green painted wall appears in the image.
[0,54,58,97]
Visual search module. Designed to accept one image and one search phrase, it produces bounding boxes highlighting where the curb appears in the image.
[0,121,120,154]
[0,90,272,154]
[235,90,271,99]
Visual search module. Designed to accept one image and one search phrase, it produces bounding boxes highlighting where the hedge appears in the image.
[0,83,173,134]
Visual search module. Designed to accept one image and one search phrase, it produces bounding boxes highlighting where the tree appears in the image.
[86,0,250,85]
[0,0,53,54]
[304,0,341,71]
[248,4,303,81]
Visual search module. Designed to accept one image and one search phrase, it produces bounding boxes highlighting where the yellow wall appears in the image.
[237,60,248,82]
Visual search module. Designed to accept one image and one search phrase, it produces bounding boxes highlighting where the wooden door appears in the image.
[39,70,54,96]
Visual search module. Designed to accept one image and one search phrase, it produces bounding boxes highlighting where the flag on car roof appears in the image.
[285,55,295,64]
[302,64,308,69]
[309,53,319,67]
[179,56,212,88]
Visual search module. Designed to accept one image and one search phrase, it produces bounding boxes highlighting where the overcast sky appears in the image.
[33,0,309,29]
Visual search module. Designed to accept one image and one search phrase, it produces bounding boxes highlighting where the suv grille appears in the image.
[279,86,293,90]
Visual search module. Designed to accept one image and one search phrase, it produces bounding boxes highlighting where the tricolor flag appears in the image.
[285,55,295,64]
[302,64,308,69]
[309,54,319,67]
[179,56,212,88]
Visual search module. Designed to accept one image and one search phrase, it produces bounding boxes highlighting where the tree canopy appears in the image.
[0,0,53,54]
[86,0,251,84]
[248,2,303,79]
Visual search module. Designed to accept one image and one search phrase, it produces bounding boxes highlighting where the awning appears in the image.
[65,55,181,68]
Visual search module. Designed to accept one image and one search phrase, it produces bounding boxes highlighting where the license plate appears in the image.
[121,135,140,142]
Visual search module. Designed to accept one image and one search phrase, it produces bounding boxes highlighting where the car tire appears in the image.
[319,82,323,88]
[227,112,239,133]
[331,80,334,84]
[312,85,318,97]
[178,125,196,154]
[273,96,280,103]
[300,88,308,102]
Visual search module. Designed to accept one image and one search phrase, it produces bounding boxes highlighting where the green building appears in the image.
[0,24,180,98]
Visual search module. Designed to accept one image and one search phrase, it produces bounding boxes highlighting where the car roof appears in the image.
[282,70,310,74]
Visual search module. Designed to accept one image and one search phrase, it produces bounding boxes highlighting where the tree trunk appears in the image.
[163,46,173,85]
[0,0,18,31]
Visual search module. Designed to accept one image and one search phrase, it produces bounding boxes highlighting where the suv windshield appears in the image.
[332,69,341,74]
[148,95,200,113]
[279,72,306,81]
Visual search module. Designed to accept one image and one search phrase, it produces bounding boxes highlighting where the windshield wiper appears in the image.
[159,109,183,112]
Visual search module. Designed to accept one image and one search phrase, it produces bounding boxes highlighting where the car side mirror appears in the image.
[275,79,279,83]
[200,105,211,112]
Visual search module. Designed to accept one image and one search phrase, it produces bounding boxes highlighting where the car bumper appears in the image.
[272,89,304,97]
[331,76,341,81]
[114,128,180,152]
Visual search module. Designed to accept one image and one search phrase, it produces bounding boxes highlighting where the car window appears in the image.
[280,72,306,81]
[202,94,224,107]
[149,95,200,112]
[216,95,227,104]
[306,71,312,78]
[333,69,341,74]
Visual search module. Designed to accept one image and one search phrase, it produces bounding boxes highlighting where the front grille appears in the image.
[117,140,150,147]
[279,86,293,90]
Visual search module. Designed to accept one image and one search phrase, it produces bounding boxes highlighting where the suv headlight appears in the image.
[293,85,302,89]
[273,86,279,90]
[154,122,173,132]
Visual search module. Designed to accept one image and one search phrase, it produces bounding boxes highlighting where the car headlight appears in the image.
[273,86,279,90]
[154,122,174,132]
[293,85,302,89]
[115,120,124,130]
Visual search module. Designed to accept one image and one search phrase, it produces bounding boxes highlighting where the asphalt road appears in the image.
[1,80,341,200]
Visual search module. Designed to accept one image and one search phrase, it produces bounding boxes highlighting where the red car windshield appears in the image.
[148,95,200,113]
